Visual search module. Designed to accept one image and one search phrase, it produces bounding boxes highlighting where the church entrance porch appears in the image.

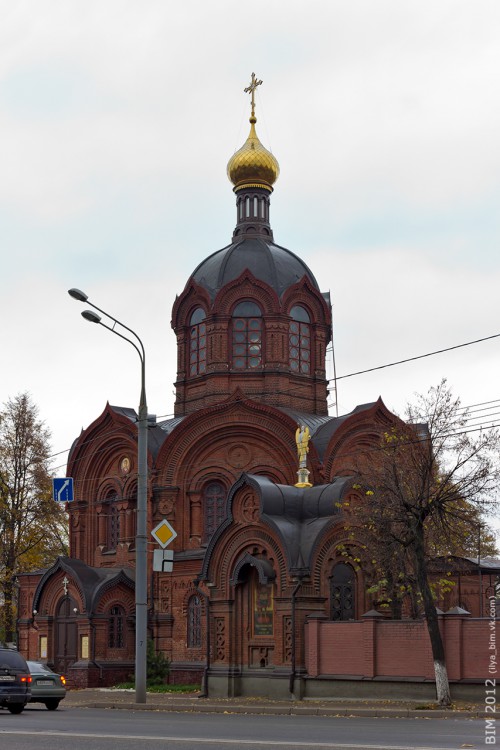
[54,596,78,674]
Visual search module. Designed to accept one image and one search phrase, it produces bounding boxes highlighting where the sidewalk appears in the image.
[63,688,485,719]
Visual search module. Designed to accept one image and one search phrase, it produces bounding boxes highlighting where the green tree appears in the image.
[355,380,499,706]
[0,393,68,642]
[347,495,498,620]
[146,639,170,685]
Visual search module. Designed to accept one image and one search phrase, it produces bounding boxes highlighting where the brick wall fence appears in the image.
[305,612,492,682]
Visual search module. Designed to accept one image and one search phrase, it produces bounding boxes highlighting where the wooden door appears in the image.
[54,597,78,673]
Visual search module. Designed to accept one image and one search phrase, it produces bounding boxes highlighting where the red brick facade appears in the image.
[16,112,496,700]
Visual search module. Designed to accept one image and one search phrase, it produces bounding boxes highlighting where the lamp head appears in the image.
[68,288,88,302]
[82,310,101,324]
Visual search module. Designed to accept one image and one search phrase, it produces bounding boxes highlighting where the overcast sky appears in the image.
[1,1,499,480]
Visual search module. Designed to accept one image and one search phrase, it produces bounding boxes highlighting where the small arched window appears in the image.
[189,308,207,377]
[232,301,262,370]
[289,305,311,375]
[106,494,120,551]
[108,605,125,648]
[187,595,202,648]
[330,563,355,621]
[204,481,226,542]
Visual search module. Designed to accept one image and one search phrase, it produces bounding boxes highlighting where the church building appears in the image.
[16,77,488,700]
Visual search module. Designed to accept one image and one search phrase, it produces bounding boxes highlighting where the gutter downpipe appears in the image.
[194,579,210,698]
[289,579,302,698]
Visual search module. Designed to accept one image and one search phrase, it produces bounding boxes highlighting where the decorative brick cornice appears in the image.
[67,404,141,501]
[172,280,212,329]
[208,523,287,596]
[213,269,280,315]
[282,276,332,325]
[156,393,299,485]
[323,398,403,478]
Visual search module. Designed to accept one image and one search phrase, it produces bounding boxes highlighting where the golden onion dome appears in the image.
[227,114,280,192]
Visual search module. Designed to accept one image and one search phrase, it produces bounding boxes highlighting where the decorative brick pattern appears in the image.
[215,618,226,662]
[283,616,292,663]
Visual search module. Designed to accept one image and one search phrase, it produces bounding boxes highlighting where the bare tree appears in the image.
[355,380,499,706]
[0,393,68,642]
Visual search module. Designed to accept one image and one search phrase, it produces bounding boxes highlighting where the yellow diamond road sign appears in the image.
[151,519,177,548]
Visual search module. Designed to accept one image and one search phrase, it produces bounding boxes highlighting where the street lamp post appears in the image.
[69,288,148,703]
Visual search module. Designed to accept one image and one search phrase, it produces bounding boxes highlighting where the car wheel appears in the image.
[7,704,24,714]
[45,699,60,711]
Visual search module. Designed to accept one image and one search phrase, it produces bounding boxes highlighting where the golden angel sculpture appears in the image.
[295,424,310,469]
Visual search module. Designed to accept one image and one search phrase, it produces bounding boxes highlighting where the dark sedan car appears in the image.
[27,661,66,710]
[0,647,31,714]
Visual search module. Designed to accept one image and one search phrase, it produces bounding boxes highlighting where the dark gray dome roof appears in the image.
[191,237,319,300]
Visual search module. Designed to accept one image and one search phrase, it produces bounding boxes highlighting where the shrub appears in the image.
[146,639,170,685]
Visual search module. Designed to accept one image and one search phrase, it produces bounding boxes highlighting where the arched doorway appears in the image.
[54,597,78,673]
[232,555,276,670]
[330,563,355,621]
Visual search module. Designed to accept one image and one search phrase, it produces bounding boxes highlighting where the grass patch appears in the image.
[112,682,200,694]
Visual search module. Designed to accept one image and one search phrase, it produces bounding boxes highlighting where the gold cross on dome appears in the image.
[244,72,263,117]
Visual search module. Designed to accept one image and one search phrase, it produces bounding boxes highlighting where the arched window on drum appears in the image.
[189,308,207,376]
[289,305,311,375]
[231,301,263,370]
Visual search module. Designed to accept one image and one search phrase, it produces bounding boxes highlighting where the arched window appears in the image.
[289,305,311,375]
[232,301,262,370]
[330,563,355,621]
[187,595,202,648]
[106,494,120,551]
[204,482,226,542]
[189,308,207,376]
[108,605,125,648]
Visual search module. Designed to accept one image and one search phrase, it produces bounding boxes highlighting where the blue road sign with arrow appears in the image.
[53,477,74,503]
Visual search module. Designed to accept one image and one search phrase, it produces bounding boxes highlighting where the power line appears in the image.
[46,329,500,465]
[332,332,500,382]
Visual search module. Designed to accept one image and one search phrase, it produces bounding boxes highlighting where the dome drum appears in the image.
[233,187,273,241]
[172,75,331,417]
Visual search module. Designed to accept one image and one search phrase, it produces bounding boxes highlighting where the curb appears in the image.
[63,697,484,719]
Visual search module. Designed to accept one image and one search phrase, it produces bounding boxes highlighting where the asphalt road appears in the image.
[0,705,485,749]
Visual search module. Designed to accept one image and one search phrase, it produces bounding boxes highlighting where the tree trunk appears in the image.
[2,575,15,643]
[413,525,451,706]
